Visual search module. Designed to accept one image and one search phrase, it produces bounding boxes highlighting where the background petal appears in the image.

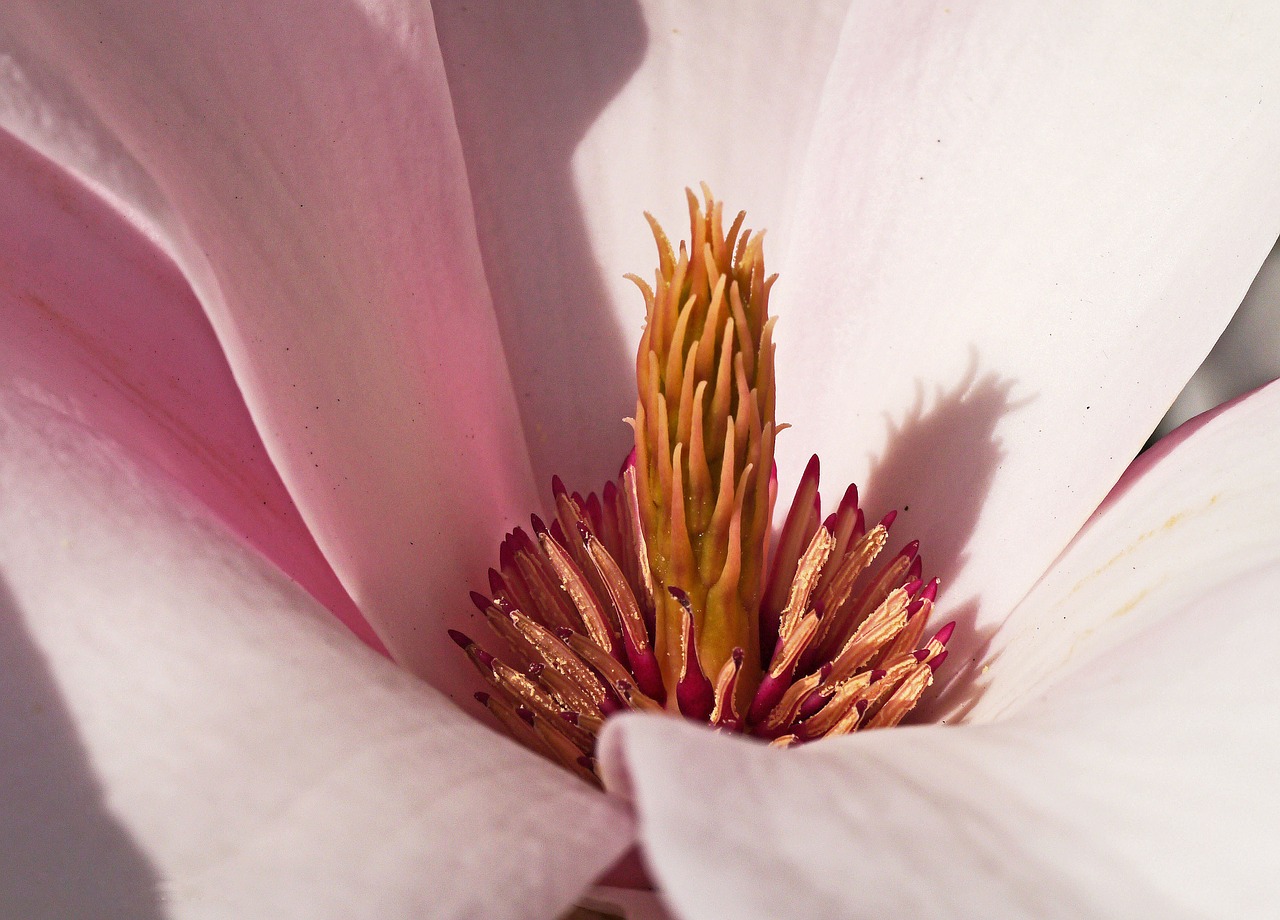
[773,2,1280,672]
[0,386,632,920]
[602,562,1280,919]
[0,118,381,652]
[961,376,1280,721]
[0,1,537,696]
[432,0,853,486]
[1157,236,1280,436]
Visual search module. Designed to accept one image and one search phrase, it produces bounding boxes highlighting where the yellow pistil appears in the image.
[628,184,778,703]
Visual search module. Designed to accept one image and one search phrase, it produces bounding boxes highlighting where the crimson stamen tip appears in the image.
[447,629,473,649]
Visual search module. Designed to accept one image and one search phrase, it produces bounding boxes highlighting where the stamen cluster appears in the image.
[452,188,952,784]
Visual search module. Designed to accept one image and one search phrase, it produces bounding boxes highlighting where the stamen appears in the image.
[710,647,745,729]
[672,588,716,720]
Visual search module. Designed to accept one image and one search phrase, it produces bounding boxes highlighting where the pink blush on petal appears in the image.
[0,130,384,654]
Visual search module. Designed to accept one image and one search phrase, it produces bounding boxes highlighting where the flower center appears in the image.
[451,187,953,784]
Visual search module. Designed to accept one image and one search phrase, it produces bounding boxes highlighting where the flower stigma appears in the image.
[451,187,954,785]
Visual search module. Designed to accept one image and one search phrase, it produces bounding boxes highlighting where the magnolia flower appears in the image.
[2,4,1279,920]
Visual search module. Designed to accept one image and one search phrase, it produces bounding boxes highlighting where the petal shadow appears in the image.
[859,351,1032,723]
[0,575,165,920]
[433,2,648,489]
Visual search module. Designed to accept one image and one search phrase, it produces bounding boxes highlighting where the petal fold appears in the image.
[0,124,380,651]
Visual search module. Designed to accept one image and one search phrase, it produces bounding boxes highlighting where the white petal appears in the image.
[0,387,632,919]
[1158,236,1280,435]
[602,563,1280,919]
[432,0,852,486]
[0,2,537,694]
[964,377,1280,721]
[0,125,382,652]
[773,3,1280,663]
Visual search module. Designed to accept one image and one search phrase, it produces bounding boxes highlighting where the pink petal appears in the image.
[0,125,381,653]
[602,562,1280,918]
[964,377,1280,721]
[773,4,1280,669]
[432,1,853,485]
[2,2,537,695]
[0,387,632,918]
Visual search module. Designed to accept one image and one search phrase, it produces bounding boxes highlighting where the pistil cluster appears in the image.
[452,188,952,784]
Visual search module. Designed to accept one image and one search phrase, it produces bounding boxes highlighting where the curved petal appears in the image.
[0,387,632,919]
[773,3,1280,666]
[1158,236,1280,436]
[961,377,1280,721]
[0,123,381,652]
[0,1,537,695]
[602,563,1280,919]
[432,0,853,485]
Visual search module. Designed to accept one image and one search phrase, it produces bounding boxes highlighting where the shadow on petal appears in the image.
[0,576,165,919]
[860,350,1031,722]
[433,1,648,488]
